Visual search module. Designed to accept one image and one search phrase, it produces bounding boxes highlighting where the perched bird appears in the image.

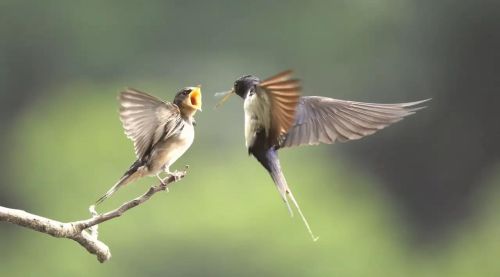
[216,70,428,240]
[95,86,202,205]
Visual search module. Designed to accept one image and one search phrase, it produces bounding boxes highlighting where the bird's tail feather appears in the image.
[95,166,140,206]
[268,154,319,241]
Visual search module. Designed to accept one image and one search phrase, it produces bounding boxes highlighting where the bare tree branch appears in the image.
[0,168,187,263]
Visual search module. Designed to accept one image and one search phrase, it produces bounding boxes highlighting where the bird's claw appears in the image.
[168,170,183,182]
[156,174,170,192]
[157,166,188,191]
[159,178,169,191]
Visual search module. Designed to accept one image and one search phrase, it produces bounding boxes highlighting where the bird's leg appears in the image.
[162,165,183,186]
[156,172,169,192]
[165,164,187,181]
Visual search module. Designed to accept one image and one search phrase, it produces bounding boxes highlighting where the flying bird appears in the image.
[216,70,428,240]
[95,86,202,205]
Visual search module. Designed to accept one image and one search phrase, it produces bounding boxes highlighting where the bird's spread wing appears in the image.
[260,70,301,145]
[279,96,429,148]
[119,88,181,159]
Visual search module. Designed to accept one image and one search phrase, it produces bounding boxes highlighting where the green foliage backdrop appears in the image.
[1,1,499,276]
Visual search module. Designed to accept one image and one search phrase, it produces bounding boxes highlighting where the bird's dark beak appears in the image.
[214,88,235,109]
[189,86,202,111]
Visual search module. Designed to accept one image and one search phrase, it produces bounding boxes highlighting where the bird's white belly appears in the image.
[149,123,194,173]
[244,93,270,148]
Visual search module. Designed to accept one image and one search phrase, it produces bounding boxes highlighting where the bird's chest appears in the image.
[244,93,271,148]
[175,123,195,145]
[149,123,194,171]
[165,123,195,156]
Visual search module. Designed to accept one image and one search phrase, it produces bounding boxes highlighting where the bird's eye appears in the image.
[248,87,255,96]
[183,89,192,96]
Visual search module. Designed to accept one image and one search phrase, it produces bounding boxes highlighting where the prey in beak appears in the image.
[214,88,235,108]
[216,70,430,241]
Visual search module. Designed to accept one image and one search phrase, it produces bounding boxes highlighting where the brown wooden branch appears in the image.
[0,168,187,263]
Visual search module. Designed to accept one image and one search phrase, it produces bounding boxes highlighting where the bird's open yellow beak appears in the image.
[214,88,235,109]
[189,86,202,111]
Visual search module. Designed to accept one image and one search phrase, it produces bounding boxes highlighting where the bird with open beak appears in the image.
[95,86,202,205]
[216,70,429,240]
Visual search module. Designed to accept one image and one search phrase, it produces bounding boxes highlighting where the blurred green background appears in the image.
[1,1,499,276]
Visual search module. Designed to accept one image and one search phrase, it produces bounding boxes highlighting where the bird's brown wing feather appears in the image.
[279,96,429,148]
[260,70,294,87]
[119,88,181,159]
[260,70,301,145]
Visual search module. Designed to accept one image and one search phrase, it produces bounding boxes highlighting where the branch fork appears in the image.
[0,166,188,263]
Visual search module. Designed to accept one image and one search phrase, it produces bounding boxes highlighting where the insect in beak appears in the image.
[214,88,235,109]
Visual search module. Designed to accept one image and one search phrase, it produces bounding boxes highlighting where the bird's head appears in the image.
[174,86,202,115]
[233,75,260,99]
[215,70,299,111]
[214,74,260,108]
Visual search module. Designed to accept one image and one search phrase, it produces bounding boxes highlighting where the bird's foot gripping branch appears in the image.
[0,167,188,263]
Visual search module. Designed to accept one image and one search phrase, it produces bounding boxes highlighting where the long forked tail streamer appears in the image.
[268,150,319,241]
[286,189,319,242]
[283,196,294,218]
